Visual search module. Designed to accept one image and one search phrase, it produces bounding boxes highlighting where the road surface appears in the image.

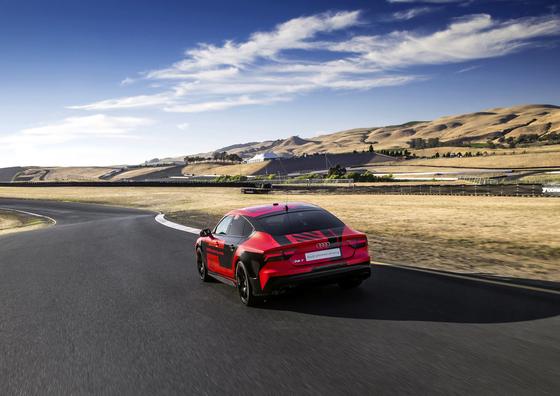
[0,198,559,395]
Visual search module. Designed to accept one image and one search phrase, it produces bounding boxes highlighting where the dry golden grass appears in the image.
[43,167,117,181]
[0,186,559,281]
[519,173,560,184]
[111,166,172,180]
[0,209,50,235]
[393,151,560,168]
[182,162,268,176]
[411,145,560,158]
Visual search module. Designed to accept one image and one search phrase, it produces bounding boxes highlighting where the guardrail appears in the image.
[0,180,256,188]
[267,178,354,187]
[0,181,554,197]
[275,183,548,197]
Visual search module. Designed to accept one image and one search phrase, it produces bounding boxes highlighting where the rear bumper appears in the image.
[251,262,371,296]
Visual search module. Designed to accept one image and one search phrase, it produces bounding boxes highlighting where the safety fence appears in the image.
[0,181,555,197]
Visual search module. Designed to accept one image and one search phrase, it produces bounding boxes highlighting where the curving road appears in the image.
[0,198,559,395]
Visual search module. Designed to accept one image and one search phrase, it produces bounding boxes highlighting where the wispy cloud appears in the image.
[120,77,136,86]
[164,95,291,113]
[69,93,171,110]
[347,14,560,68]
[1,114,153,146]
[70,11,560,114]
[146,11,362,79]
[177,122,190,130]
[456,64,480,73]
[392,7,435,20]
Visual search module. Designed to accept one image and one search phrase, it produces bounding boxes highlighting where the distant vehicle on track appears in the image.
[195,202,371,305]
[240,182,272,194]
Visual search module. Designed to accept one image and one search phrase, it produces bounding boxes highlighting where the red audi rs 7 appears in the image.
[195,202,371,305]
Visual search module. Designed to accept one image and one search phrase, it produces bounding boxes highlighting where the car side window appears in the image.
[228,215,253,237]
[214,215,233,235]
[241,218,254,237]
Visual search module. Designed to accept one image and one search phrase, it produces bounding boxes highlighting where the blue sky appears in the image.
[1,0,559,166]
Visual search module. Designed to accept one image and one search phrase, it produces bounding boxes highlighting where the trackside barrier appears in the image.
[0,181,552,197]
[273,183,547,197]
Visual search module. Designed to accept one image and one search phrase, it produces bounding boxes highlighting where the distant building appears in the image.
[143,159,186,166]
[246,152,280,163]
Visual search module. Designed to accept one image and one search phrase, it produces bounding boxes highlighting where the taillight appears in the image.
[264,252,283,262]
[347,238,367,249]
[264,250,294,262]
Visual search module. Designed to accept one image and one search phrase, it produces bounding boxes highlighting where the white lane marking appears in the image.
[373,261,560,296]
[0,207,57,225]
[155,213,200,234]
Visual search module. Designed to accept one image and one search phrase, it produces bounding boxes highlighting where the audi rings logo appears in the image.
[316,242,330,249]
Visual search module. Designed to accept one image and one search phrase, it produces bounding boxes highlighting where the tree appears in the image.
[427,137,440,148]
[368,144,374,153]
[328,164,346,178]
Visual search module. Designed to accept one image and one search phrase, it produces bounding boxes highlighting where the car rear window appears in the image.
[256,210,344,235]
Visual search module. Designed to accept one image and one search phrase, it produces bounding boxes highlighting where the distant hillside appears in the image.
[0,167,24,182]
[202,104,560,158]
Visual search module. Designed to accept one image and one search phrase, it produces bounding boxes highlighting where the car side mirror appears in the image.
[199,228,212,237]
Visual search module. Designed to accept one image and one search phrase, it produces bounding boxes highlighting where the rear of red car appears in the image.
[245,207,371,295]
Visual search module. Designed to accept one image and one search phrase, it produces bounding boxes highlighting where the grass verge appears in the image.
[0,209,51,236]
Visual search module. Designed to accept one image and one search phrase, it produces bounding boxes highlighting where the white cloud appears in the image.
[392,7,435,21]
[147,10,361,78]
[456,64,480,73]
[177,122,190,130]
[69,93,171,110]
[120,77,135,86]
[1,114,153,146]
[347,14,560,68]
[70,11,560,114]
[164,95,291,113]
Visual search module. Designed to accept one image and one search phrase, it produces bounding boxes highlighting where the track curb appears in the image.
[155,213,200,234]
[0,207,57,225]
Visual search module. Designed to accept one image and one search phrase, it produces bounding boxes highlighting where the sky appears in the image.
[0,0,559,167]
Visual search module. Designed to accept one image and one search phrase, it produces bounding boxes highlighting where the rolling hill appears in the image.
[204,104,560,158]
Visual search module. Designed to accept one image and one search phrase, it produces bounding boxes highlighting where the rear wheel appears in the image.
[236,262,260,306]
[196,248,210,282]
[338,279,363,290]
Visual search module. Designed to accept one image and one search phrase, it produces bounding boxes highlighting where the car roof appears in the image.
[229,202,321,218]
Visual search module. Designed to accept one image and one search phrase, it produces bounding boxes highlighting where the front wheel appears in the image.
[236,262,260,306]
[196,248,210,282]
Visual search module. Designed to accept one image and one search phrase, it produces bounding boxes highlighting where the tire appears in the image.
[196,248,210,282]
[338,278,363,290]
[236,262,260,307]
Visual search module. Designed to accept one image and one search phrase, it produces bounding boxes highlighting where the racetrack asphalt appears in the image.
[0,198,559,395]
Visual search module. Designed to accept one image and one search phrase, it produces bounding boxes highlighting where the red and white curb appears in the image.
[155,213,200,235]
